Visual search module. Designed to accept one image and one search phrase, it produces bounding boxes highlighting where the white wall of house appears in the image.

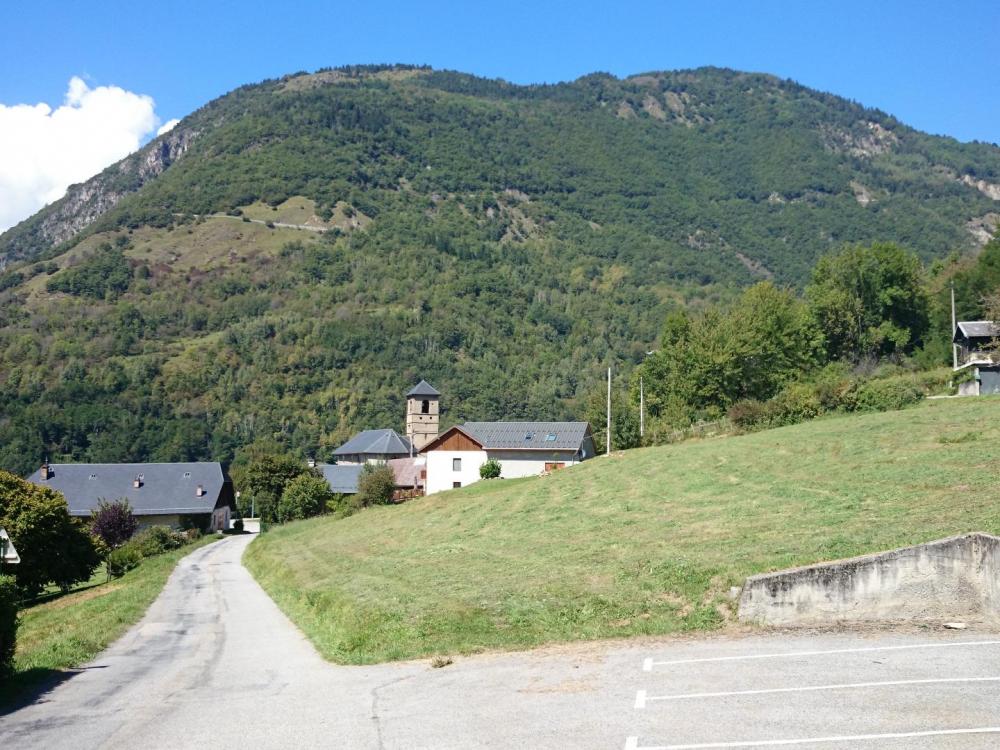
[425,449,584,494]
[425,449,488,494]
[487,450,583,479]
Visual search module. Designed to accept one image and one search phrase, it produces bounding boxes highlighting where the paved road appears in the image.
[3,535,1000,749]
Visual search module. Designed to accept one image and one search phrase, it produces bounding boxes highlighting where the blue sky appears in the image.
[2,1,998,143]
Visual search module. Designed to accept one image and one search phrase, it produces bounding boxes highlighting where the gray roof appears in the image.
[462,422,593,452]
[956,321,999,339]
[406,380,440,397]
[26,462,226,516]
[333,429,412,457]
[320,464,364,494]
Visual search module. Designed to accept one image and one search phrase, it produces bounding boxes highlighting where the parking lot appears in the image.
[4,536,998,749]
[625,635,1000,749]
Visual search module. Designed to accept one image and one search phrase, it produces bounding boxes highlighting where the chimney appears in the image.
[196,484,205,497]
[133,474,143,489]
[39,462,50,480]
[307,458,316,469]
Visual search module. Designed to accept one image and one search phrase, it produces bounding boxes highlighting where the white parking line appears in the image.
[635,675,1000,706]
[624,726,1000,749]
[642,639,1000,670]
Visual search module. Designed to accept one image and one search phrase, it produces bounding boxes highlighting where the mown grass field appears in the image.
[245,397,1000,665]
[1,535,219,706]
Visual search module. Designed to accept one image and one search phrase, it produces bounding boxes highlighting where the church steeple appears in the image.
[405,380,440,452]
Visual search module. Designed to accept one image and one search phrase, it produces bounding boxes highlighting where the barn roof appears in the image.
[462,421,592,452]
[387,457,425,488]
[26,462,227,516]
[955,321,999,340]
[320,464,364,494]
[332,429,412,457]
[406,380,440,397]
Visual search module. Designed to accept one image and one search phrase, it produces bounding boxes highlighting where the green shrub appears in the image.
[130,525,185,557]
[356,464,396,507]
[0,575,17,676]
[769,382,823,426]
[727,399,772,431]
[182,528,202,543]
[326,493,363,518]
[844,378,924,412]
[278,473,332,522]
[479,459,501,479]
[106,544,143,578]
[233,518,244,532]
[0,470,100,597]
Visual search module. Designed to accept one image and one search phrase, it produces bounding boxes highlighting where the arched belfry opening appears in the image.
[405,380,440,452]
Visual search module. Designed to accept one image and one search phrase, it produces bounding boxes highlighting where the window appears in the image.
[453,457,462,472]
[421,400,430,414]
[524,432,533,441]
[453,481,462,489]
[545,433,557,442]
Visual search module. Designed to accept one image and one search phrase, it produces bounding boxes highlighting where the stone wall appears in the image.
[738,532,1000,626]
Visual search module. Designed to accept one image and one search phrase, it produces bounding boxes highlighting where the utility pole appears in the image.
[606,366,612,455]
[951,281,959,370]
[639,377,645,439]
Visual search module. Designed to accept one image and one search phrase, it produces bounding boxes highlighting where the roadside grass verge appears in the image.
[244,397,1000,665]
[1,535,218,707]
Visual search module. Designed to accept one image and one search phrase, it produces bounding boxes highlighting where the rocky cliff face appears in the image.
[0,126,198,264]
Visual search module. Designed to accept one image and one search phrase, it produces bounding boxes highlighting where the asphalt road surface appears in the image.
[3,535,1000,749]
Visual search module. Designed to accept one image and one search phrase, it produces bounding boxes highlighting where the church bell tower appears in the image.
[405,380,440,452]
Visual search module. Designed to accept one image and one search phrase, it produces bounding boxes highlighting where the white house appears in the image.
[421,421,595,495]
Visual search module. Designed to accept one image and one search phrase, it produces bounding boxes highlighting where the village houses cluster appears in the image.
[24,310,998,531]
[26,380,596,530]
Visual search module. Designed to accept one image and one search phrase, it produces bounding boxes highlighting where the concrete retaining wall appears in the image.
[738,533,1000,626]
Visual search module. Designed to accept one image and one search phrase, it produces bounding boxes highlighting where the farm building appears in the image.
[27,461,235,531]
[317,458,425,500]
[421,422,596,495]
[953,321,1000,396]
[331,429,413,464]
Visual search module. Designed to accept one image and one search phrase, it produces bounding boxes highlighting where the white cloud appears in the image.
[157,118,180,136]
[0,77,166,233]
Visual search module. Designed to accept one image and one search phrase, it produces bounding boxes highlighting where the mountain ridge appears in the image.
[2,64,999,271]
[1,64,999,475]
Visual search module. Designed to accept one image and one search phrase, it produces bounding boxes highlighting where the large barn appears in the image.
[27,461,236,531]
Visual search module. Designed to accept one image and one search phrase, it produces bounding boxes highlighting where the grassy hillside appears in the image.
[2,65,1000,473]
[245,397,1000,664]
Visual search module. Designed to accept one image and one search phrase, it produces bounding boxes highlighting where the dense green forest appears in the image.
[1,65,999,475]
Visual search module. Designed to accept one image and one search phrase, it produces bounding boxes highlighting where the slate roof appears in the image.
[332,429,412,457]
[462,422,593,452]
[956,321,999,340]
[320,464,364,494]
[406,380,440,397]
[26,462,227,516]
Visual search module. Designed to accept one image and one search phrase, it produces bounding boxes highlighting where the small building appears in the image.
[27,461,235,531]
[421,421,596,495]
[954,321,999,363]
[317,457,425,500]
[332,429,413,465]
[953,321,1000,396]
[318,463,365,494]
[387,456,426,501]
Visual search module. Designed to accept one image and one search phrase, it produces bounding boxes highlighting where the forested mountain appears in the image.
[1,64,999,474]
